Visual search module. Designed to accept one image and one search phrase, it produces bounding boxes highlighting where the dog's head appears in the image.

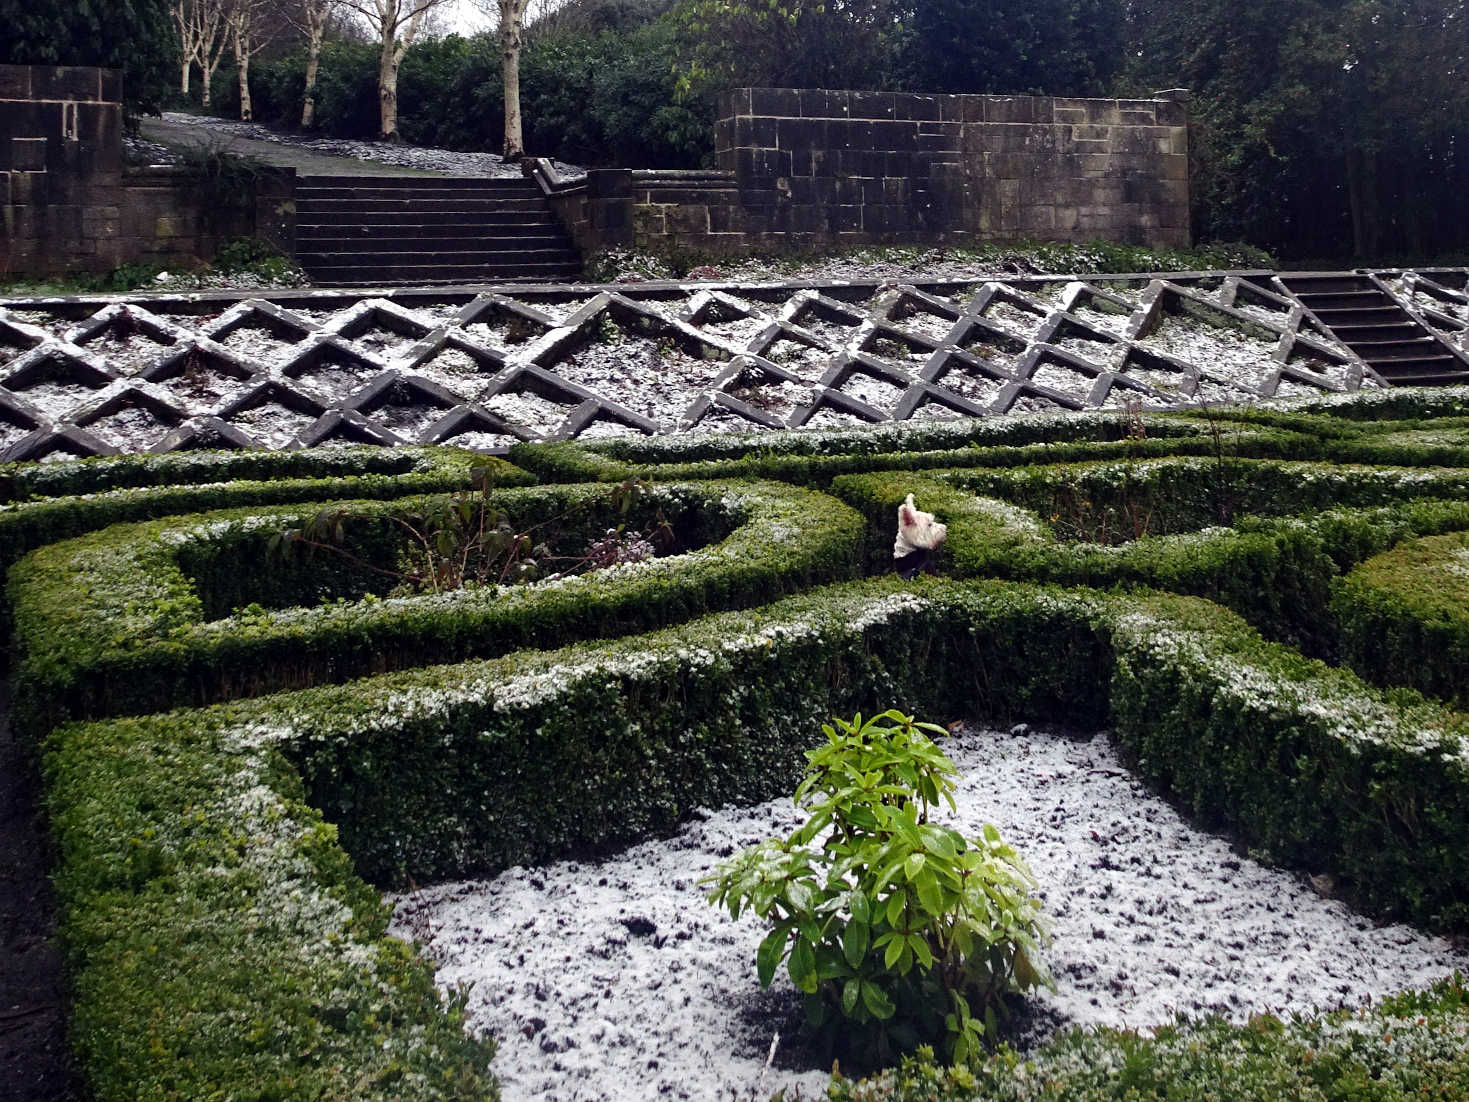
[894,493,948,556]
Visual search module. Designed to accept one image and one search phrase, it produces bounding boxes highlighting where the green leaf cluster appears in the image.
[707,709,1051,1065]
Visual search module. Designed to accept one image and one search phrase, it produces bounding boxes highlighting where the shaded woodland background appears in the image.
[3,0,1466,263]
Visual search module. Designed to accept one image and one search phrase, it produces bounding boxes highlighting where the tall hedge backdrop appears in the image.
[6,0,1468,260]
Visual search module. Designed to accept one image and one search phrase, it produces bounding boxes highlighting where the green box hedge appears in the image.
[829,461,1469,655]
[1279,384,1469,422]
[828,977,1469,1102]
[45,576,1469,1099]
[1333,529,1469,709]
[10,479,864,738]
[509,409,1322,485]
[0,447,534,591]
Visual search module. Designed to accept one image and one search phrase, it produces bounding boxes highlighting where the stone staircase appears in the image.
[293,176,582,286]
[1279,273,1469,386]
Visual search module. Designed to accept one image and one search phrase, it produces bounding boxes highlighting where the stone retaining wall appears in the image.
[0,64,290,279]
[568,87,1190,257]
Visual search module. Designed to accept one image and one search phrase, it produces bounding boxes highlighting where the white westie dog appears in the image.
[893,493,947,579]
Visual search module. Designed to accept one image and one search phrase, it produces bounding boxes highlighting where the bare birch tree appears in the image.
[476,0,556,159]
[286,0,338,127]
[338,0,450,141]
[497,0,530,159]
[171,0,233,103]
[227,0,280,121]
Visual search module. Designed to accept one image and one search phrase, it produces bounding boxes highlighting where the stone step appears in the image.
[297,188,545,204]
[1369,355,1466,377]
[295,211,558,230]
[306,261,584,286]
[295,218,558,238]
[296,233,572,253]
[1327,321,1422,341]
[1344,338,1449,361]
[296,247,580,268]
[1293,290,1397,312]
[1310,306,1407,324]
[289,174,582,284]
[1371,365,1469,386]
[1278,275,1378,294]
[295,197,550,215]
[298,176,537,194]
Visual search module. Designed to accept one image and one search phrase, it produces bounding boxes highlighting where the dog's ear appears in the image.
[898,492,918,529]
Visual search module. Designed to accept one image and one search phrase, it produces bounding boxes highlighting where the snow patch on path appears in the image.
[153,112,583,179]
[395,724,1468,1101]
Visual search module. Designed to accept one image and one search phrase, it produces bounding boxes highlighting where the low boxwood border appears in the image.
[1323,418,1469,467]
[0,447,534,590]
[509,410,1321,486]
[943,456,1469,525]
[1275,384,1469,422]
[828,977,1469,1102]
[829,462,1469,655]
[46,681,499,1102]
[46,576,1469,1099]
[0,445,507,503]
[9,479,865,738]
[261,573,1469,926]
[1333,529,1469,709]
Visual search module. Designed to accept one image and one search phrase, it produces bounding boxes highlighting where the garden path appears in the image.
[0,679,72,1102]
[139,115,446,177]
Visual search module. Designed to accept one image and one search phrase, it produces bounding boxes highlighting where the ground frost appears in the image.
[388,725,1467,1101]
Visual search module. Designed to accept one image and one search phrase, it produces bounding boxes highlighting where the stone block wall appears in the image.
[0,64,290,279]
[0,65,126,275]
[578,87,1190,256]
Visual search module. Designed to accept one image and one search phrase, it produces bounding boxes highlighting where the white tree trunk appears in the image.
[302,41,321,128]
[379,35,400,142]
[500,0,526,159]
[238,50,253,120]
[176,0,231,109]
[339,0,443,143]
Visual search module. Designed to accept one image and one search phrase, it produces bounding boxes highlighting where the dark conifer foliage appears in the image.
[0,0,177,115]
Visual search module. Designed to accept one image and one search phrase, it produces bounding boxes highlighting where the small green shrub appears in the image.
[210,236,298,282]
[706,709,1050,1067]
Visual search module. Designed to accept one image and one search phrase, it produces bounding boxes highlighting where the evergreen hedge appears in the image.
[508,410,1322,485]
[0,446,531,591]
[1333,529,1469,709]
[10,390,1469,1101]
[829,463,1469,655]
[9,479,862,738]
[44,579,1469,1099]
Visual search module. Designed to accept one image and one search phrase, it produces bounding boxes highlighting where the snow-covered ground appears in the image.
[1,267,1378,463]
[143,112,584,179]
[388,724,1468,1102]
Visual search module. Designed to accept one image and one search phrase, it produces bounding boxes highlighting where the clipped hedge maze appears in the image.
[8,387,1469,1100]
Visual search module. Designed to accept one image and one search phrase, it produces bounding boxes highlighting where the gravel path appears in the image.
[139,115,446,177]
[390,724,1468,1102]
[0,679,73,1102]
[138,113,583,180]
